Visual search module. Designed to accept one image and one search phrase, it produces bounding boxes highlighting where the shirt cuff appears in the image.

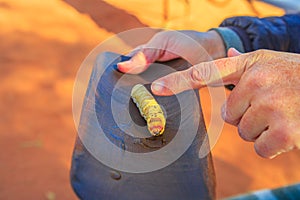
[210,27,245,54]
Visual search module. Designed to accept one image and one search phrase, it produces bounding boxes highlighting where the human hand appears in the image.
[117,30,225,74]
[151,48,300,158]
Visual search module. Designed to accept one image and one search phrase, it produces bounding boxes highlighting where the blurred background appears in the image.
[0,0,299,199]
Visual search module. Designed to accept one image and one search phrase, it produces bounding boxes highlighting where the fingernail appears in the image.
[117,61,132,72]
[118,60,130,67]
[152,81,164,93]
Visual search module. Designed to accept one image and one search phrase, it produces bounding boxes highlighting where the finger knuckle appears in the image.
[242,68,266,91]
[223,106,238,125]
[190,67,201,83]
[222,96,240,125]
[255,49,268,56]
[269,91,287,111]
[249,49,268,60]
[254,142,270,158]
[273,127,293,146]
[238,121,254,142]
[189,64,212,84]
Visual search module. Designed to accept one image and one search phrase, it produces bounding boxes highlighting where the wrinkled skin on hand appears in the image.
[117,29,300,158]
[152,48,300,158]
[117,30,225,74]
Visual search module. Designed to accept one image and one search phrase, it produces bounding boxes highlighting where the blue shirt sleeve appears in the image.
[214,14,300,53]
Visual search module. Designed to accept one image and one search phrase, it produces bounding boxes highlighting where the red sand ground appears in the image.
[0,0,299,199]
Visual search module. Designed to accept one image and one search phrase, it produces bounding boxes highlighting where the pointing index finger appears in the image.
[151,51,253,96]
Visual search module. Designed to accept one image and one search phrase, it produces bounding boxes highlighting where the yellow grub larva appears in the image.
[131,84,166,136]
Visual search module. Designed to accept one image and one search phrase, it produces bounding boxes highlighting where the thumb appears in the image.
[117,47,178,74]
[117,50,150,74]
[117,32,180,74]
[151,51,254,96]
[227,47,242,57]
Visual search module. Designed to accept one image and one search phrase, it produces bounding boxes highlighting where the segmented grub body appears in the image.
[131,84,166,136]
